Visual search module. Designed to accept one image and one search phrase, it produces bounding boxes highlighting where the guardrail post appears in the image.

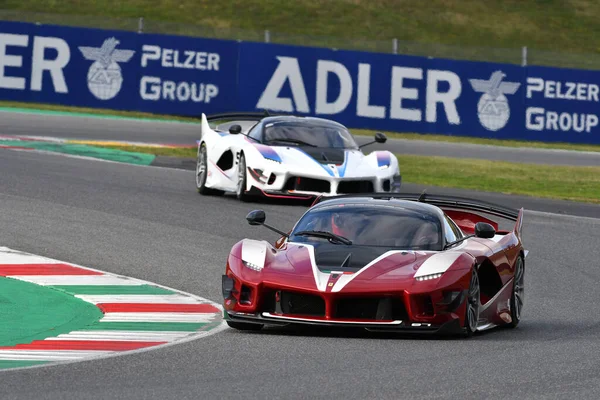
[521,46,528,67]
[392,38,398,54]
[138,17,144,34]
[264,30,271,43]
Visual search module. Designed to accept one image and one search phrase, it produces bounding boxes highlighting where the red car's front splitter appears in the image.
[224,310,464,335]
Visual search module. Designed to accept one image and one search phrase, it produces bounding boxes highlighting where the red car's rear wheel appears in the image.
[508,256,525,328]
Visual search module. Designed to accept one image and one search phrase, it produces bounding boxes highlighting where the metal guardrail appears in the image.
[2,10,600,70]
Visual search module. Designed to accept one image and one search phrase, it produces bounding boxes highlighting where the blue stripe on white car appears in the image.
[254,144,282,163]
[337,151,350,177]
[376,152,391,167]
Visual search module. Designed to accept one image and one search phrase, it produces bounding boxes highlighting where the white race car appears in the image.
[195,112,401,201]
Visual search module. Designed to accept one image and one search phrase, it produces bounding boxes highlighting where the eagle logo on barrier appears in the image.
[78,38,135,101]
[469,71,521,131]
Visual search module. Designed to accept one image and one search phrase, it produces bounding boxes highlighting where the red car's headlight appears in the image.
[243,260,263,271]
[415,272,443,281]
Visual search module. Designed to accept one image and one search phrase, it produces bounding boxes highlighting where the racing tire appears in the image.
[226,321,263,331]
[236,153,252,202]
[196,143,223,196]
[464,267,480,337]
[507,256,525,328]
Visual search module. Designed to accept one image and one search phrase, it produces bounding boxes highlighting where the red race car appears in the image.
[222,193,527,336]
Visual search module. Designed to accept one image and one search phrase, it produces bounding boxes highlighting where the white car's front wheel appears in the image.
[236,153,252,202]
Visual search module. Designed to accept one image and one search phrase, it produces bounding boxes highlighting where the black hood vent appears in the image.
[313,243,390,271]
[300,147,345,165]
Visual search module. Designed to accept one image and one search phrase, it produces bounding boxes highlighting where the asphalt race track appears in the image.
[1,109,600,167]
[1,142,600,399]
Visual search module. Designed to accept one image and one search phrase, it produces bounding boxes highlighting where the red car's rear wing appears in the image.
[312,192,524,235]
[313,192,520,220]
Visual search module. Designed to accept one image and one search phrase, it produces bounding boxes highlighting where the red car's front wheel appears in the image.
[464,267,480,337]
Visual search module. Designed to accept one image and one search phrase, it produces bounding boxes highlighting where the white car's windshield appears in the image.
[264,122,358,149]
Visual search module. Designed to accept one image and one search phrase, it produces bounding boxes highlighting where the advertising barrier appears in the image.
[1,20,600,144]
[524,66,600,142]
[0,21,237,116]
[238,42,526,140]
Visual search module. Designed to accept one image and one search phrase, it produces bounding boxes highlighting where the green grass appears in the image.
[3,0,600,60]
[83,143,600,204]
[398,154,600,205]
[352,130,600,153]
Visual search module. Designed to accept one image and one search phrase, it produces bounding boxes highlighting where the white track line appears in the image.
[74,294,204,304]
[100,312,217,323]
[46,331,192,341]
[8,275,145,286]
[0,350,113,361]
[0,251,62,264]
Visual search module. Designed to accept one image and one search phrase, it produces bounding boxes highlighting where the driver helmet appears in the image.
[330,211,368,238]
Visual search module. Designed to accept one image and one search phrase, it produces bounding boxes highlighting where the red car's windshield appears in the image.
[290,204,443,251]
